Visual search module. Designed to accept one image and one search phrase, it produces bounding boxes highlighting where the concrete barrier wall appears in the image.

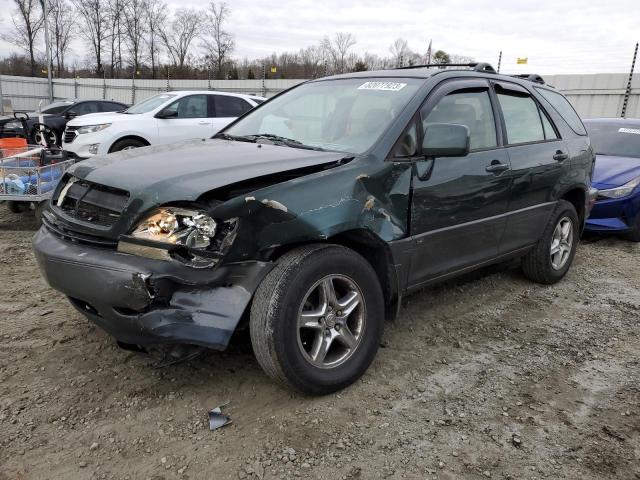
[1,73,638,119]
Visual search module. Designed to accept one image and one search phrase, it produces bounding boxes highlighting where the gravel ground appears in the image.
[0,204,639,480]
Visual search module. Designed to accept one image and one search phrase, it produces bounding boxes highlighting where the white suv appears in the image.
[62,91,265,158]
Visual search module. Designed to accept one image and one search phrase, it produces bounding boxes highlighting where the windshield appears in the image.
[125,93,176,114]
[225,78,422,154]
[586,122,640,158]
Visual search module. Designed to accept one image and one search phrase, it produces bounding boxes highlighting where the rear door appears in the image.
[156,94,213,144]
[492,82,569,253]
[407,78,512,285]
[211,95,254,133]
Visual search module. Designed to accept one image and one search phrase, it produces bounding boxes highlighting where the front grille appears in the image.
[55,176,130,227]
[42,215,118,249]
[64,126,78,143]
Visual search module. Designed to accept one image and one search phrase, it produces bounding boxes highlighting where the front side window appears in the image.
[497,92,545,144]
[422,90,497,150]
[225,78,422,154]
[535,87,587,135]
[74,102,101,115]
[162,95,208,119]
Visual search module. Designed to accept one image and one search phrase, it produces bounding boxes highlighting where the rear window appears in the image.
[535,87,586,135]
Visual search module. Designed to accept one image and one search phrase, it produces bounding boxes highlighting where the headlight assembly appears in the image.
[118,207,238,268]
[76,123,111,134]
[598,176,640,199]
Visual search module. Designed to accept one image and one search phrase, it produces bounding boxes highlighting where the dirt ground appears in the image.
[0,204,638,480]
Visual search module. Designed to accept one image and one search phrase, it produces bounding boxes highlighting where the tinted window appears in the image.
[101,102,126,112]
[422,90,497,150]
[73,102,101,115]
[214,95,252,117]
[535,87,587,135]
[162,95,208,118]
[41,103,72,114]
[393,122,418,157]
[497,92,544,144]
[585,122,640,158]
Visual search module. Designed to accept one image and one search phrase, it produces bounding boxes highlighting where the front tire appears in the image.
[521,200,579,284]
[250,244,384,395]
[110,138,147,153]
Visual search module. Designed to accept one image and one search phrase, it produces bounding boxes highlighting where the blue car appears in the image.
[584,118,640,241]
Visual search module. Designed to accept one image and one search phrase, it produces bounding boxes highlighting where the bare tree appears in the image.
[48,0,75,73]
[144,0,166,78]
[389,38,409,67]
[107,0,126,77]
[1,0,44,76]
[73,0,110,74]
[122,0,147,73]
[201,2,234,79]
[160,8,202,69]
[322,32,356,74]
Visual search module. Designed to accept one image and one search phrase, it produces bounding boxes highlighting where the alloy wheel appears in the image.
[297,274,366,369]
[550,216,573,270]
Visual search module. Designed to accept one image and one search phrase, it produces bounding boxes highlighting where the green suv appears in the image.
[34,63,595,394]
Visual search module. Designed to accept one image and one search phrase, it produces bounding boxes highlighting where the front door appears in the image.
[156,94,213,144]
[408,79,512,286]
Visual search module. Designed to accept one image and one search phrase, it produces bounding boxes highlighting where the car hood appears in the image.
[67,111,128,125]
[69,138,348,202]
[592,154,640,188]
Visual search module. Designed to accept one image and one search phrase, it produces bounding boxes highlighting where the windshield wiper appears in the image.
[214,132,258,143]
[244,133,327,151]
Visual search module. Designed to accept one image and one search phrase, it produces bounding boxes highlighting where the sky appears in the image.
[0,0,638,75]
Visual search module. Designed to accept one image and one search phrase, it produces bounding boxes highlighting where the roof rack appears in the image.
[394,62,497,74]
[510,74,545,85]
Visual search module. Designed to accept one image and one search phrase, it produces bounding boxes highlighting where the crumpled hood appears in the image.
[592,154,640,188]
[68,138,348,202]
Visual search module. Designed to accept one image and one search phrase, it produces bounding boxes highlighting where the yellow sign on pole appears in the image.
[516,57,528,65]
[270,66,277,73]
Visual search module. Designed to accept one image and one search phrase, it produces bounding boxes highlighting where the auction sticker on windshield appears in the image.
[358,82,407,91]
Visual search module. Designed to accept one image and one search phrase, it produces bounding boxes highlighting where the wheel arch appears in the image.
[108,135,151,152]
[559,186,587,230]
[265,229,401,323]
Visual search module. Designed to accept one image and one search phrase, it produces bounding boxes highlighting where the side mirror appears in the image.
[422,123,470,158]
[65,110,78,119]
[156,109,178,119]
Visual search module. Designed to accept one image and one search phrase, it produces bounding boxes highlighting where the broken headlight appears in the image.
[119,207,237,268]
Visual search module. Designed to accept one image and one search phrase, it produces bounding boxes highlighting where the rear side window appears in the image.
[214,95,253,117]
[422,90,497,150]
[497,92,545,144]
[535,87,586,135]
[74,102,101,115]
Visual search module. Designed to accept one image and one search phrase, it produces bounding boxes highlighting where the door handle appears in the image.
[198,121,210,125]
[485,161,510,174]
[553,151,569,161]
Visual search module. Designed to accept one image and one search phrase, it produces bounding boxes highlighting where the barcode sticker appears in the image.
[619,127,640,135]
[358,82,407,91]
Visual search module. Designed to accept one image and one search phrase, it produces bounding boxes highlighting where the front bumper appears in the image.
[62,130,113,159]
[585,191,640,233]
[33,227,274,349]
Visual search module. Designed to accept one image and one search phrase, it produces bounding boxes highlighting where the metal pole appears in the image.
[208,69,211,90]
[103,69,106,99]
[131,68,136,105]
[41,0,54,103]
[497,51,502,73]
[621,42,638,119]
[0,73,4,115]
[262,64,266,97]
[166,66,170,92]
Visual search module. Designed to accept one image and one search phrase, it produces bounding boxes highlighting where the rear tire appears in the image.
[110,138,147,153]
[521,200,579,284]
[250,244,384,395]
